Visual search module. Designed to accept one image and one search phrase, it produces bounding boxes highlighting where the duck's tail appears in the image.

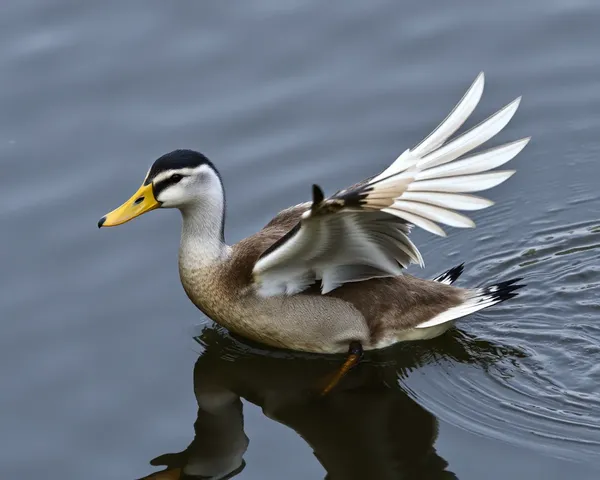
[423,267,525,329]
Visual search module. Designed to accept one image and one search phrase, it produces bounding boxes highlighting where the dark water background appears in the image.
[1,1,600,478]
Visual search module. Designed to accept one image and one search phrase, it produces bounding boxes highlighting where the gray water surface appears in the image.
[1,1,600,479]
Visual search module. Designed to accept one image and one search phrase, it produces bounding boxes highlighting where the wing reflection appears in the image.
[138,326,524,479]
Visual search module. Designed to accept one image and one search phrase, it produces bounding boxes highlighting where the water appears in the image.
[1,1,599,478]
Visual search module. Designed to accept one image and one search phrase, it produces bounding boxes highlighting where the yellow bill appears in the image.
[98,183,159,228]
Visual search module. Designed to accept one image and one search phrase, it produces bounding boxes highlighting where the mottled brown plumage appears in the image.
[178,204,466,353]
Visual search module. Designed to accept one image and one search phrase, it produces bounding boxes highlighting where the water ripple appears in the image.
[404,219,600,463]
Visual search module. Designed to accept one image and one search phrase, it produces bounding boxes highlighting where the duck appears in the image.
[98,72,528,359]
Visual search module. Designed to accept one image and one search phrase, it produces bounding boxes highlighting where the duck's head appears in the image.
[98,149,224,228]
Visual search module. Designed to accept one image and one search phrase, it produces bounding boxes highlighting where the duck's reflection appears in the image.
[138,326,524,480]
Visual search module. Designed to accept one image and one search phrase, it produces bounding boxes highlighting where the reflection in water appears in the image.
[138,327,524,479]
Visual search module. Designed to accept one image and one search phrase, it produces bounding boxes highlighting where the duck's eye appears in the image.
[170,174,183,183]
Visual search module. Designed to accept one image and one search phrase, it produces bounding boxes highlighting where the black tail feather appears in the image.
[433,263,465,285]
[479,277,525,303]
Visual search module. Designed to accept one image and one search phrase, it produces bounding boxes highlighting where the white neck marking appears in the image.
[179,198,230,269]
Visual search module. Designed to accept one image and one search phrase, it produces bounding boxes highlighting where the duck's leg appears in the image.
[321,341,363,396]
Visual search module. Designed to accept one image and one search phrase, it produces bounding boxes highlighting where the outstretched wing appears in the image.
[252,73,529,296]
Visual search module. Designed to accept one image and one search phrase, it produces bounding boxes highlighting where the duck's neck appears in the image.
[179,199,229,269]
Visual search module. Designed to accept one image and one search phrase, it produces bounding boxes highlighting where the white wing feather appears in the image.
[253,73,529,296]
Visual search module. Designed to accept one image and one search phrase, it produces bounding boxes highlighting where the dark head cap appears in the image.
[144,150,216,185]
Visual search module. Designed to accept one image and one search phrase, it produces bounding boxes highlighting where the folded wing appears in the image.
[253,73,529,296]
